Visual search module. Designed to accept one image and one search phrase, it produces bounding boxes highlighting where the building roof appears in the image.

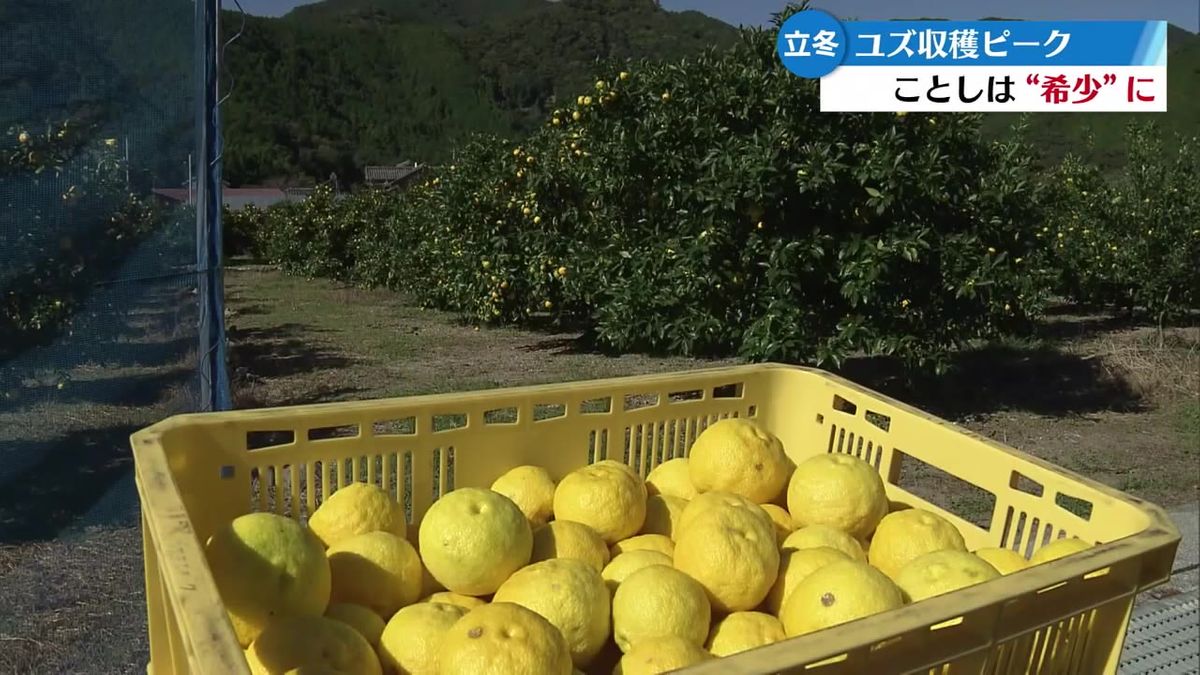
[152,186,298,209]
[223,188,289,209]
[364,162,422,183]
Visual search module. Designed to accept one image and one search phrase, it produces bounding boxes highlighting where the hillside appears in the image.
[221,0,737,185]
[981,23,1200,169]
[221,2,1198,185]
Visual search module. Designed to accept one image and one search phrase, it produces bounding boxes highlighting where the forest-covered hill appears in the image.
[220,0,737,185]
[219,1,1199,185]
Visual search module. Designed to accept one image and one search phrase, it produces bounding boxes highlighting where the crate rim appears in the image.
[131,361,1181,674]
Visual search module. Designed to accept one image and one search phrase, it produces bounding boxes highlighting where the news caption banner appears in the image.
[776,10,1168,112]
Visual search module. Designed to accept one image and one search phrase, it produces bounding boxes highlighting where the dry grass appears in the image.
[0,527,146,674]
[1083,328,1199,404]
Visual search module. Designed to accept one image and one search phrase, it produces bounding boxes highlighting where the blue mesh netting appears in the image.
[0,0,213,542]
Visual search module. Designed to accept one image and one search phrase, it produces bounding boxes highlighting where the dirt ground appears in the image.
[0,267,1195,673]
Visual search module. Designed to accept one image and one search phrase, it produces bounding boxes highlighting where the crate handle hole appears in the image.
[1010,471,1045,497]
[712,382,744,399]
[832,395,857,415]
[308,424,359,442]
[865,409,891,432]
[219,465,236,479]
[890,450,997,530]
[1054,492,1093,521]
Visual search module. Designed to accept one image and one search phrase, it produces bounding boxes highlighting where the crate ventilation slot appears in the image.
[308,424,358,441]
[247,430,295,451]
[484,407,518,425]
[373,417,416,436]
[624,393,659,411]
[581,397,612,414]
[534,403,566,421]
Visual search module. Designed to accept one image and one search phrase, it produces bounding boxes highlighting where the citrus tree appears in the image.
[1,120,159,359]
[255,5,1055,370]
[1043,123,1199,325]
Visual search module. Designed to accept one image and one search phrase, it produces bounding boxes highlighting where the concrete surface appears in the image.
[1119,504,1199,674]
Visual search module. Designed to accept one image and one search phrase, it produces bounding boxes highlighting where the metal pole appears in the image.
[196,0,231,411]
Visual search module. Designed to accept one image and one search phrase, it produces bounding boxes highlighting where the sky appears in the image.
[237,0,1199,32]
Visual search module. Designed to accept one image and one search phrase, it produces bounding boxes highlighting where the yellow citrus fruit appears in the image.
[245,616,381,675]
[611,565,711,653]
[640,494,687,540]
[205,512,331,646]
[611,534,674,558]
[553,462,647,543]
[1030,537,1094,565]
[601,550,673,593]
[379,602,468,675]
[419,591,487,611]
[787,453,888,540]
[326,531,422,618]
[673,505,779,613]
[614,636,712,674]
[689,419,793,503]
[677,491,772,535]
[491,465,557,527]
[420,564,444,597]
[418,487,533,595]
[764,546,849,615]
[868,509,966,580]
[493,559,610,667]
[782,524,867,562]
[645,458,697,500]
[438,602,573,675]
[760,504,794,544]
[705,611,786,657]
[974,547,1030,575]
[307,482,405,548]
[779,560,904,637]
[895,550,1001,602]
[530,520,610,573]
[324,603,385,649]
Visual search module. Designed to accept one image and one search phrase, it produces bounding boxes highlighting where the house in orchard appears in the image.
[363,161,424,190]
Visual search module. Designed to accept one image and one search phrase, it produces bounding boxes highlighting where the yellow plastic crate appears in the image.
[132,363,1180,674]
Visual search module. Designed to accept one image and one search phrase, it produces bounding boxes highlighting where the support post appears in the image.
[195,0,231,411]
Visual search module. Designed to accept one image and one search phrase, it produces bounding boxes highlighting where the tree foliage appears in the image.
[220,0,736,185]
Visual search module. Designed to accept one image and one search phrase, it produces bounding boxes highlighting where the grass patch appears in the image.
[1174,401,1200,454]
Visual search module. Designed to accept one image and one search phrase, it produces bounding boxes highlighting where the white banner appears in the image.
[820,66,1167,112]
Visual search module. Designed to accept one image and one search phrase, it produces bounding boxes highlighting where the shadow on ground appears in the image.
[0,282,198,544]
[518,318,1147,420]
[837,342,1143,420]
[227,323,356,379]
[0,423,141,543]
